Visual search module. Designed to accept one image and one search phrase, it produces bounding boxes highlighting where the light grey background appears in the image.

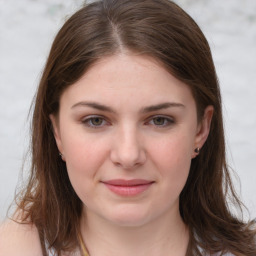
[0,0,256,221]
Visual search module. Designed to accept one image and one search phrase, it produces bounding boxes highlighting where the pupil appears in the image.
[92,118,102,125]
[154,117,164,125]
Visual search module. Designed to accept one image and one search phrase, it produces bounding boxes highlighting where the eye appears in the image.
[147,116,174,127]
[82,116,108,128]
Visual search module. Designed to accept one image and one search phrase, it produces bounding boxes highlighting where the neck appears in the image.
[80,204,189,256]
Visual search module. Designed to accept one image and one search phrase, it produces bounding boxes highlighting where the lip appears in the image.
[101,179,155,196]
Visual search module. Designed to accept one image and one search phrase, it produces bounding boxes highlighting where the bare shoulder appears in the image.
[0,218,42,256]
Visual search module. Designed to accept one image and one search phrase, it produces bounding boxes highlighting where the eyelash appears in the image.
[146,116,174,127]
[81,115,109,128]
[81,115,174,129]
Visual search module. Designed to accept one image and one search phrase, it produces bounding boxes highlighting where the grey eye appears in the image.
[82,116,107,128]
[147,116,174,127]
[89,117,104,126]
[152,117,166,125]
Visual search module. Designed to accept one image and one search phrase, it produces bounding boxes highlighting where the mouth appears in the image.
[101,179,155,196]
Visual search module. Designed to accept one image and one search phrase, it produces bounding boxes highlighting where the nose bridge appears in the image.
[110,123,146,169]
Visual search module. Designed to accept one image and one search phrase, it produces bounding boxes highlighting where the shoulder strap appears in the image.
[78,233,90,256]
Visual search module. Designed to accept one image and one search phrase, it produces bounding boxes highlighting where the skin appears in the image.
[0,219,42,256]
[51,54,213,256]
[0,54,213,256]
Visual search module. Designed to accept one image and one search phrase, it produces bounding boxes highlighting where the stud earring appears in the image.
[59,152,65,161]
[194,147,200,154]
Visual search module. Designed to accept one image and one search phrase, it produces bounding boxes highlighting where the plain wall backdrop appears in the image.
[0,0,256,221]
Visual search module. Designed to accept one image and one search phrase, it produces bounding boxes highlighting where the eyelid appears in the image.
[80,114,174,129]
[81,115,110,128]
[145,115,175,127]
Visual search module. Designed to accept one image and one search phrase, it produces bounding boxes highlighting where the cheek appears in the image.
[150,133,193,188]
[63,129,106,167]
[61,131,109,191]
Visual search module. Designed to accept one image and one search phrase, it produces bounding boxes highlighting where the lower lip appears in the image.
[103,183,153,196]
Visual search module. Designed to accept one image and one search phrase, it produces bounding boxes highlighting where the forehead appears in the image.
[60,54,195,109]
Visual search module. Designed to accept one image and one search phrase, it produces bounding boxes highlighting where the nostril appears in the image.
[110,145,146,169]
[109,128,147,169]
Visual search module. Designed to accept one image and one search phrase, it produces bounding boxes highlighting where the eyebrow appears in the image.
[71,101,115,113]
[71,101,185,113]
[141,102,185,113]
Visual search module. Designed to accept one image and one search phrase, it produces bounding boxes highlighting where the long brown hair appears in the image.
[15,0,256,255]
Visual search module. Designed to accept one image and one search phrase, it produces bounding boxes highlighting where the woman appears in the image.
[0,0,255,255]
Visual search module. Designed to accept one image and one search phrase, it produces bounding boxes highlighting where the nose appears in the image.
[110,126,146,169]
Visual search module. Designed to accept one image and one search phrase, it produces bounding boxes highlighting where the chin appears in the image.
[109,216,149,228]
[104,205,152,227]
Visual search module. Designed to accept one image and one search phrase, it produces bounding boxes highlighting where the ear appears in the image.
[192,105,214,158]
[49,114,65,161]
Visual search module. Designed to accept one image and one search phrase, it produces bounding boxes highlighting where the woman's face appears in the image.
[51,54,212,227]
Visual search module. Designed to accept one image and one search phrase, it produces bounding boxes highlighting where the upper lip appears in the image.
[102,179,154,186]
